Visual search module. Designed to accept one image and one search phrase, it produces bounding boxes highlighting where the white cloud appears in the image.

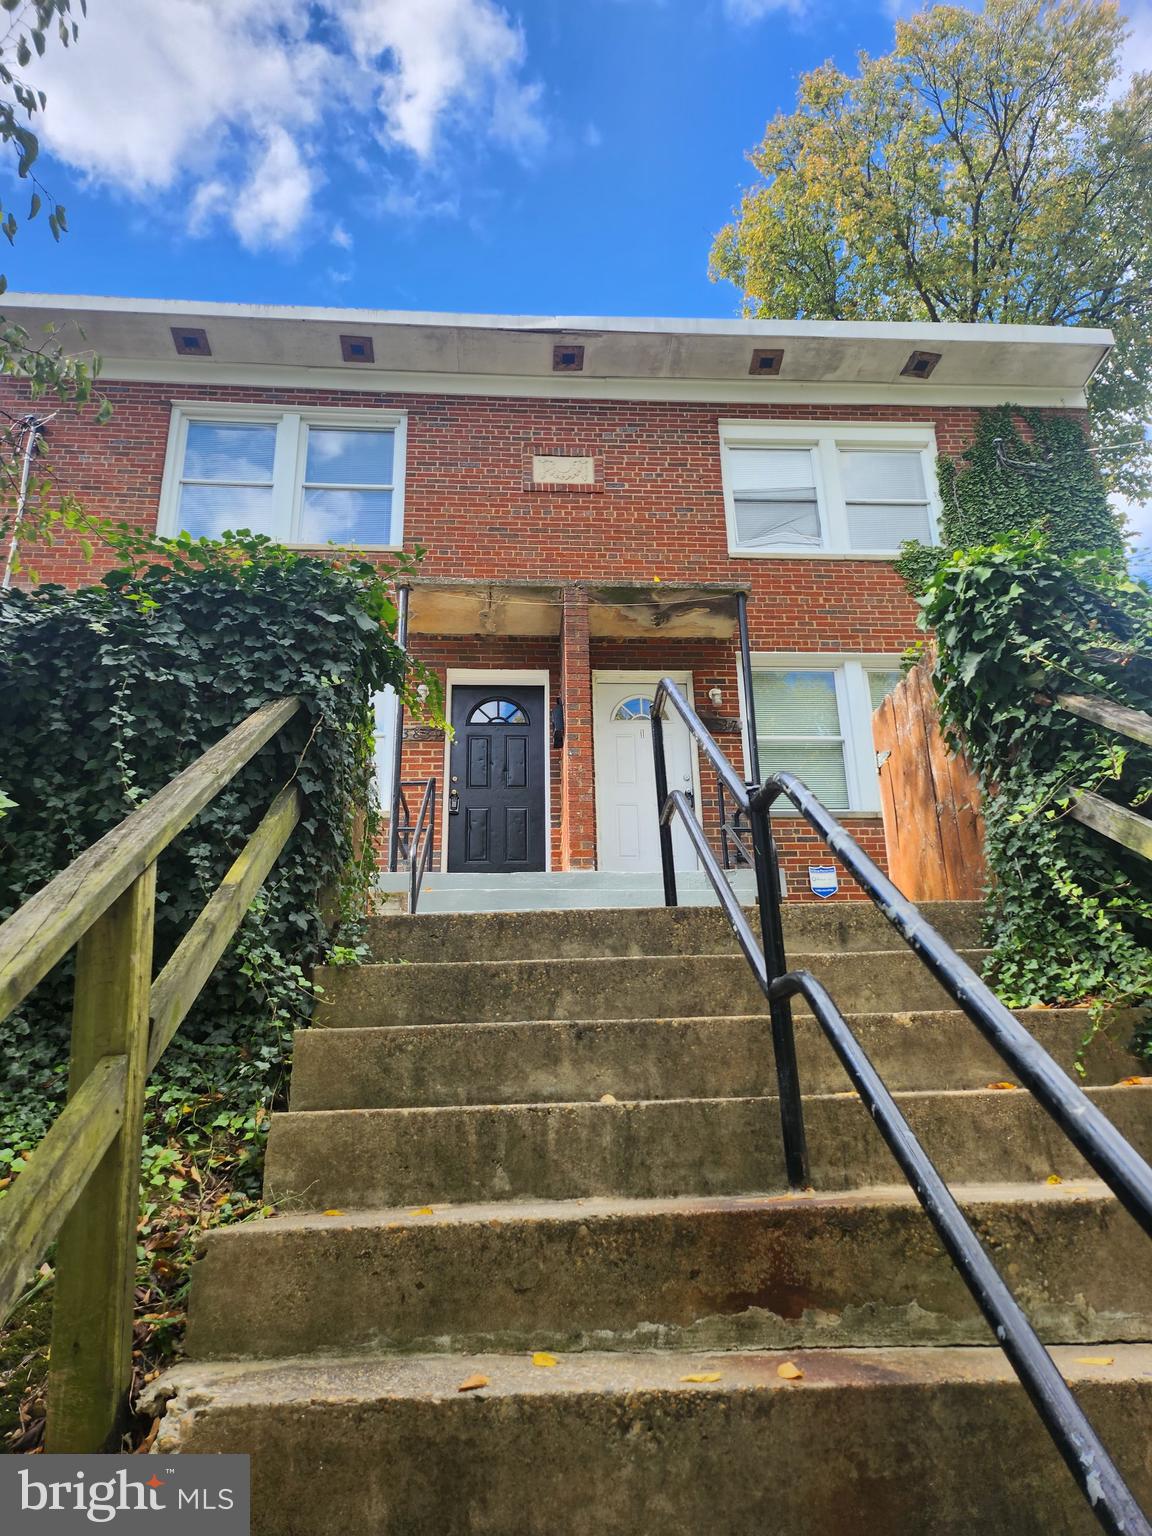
[27,0,545,250]
[345,0,546,161]
[330,222,354,250]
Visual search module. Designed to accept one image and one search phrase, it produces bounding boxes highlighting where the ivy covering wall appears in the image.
[922,535,1152,1047]
[0,531,413,1200]
[898,406,1126,592]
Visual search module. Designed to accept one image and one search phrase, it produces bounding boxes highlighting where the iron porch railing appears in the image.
[650,674,1152,1536]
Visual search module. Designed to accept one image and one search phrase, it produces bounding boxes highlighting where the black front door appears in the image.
[447,685,547,873]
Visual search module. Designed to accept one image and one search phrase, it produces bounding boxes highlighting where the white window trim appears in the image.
[718,420,941,559]
[736,651,903,814]
[157,402,408,550]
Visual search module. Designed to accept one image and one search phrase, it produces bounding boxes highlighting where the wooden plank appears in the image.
[46,864,156,1453]
[148,783,302,1072]
[1057,693,1152,749]
[1069,791,1152,861]
[872,662,986,903]
[0,1056,126,1323]
[0,696,299,1024]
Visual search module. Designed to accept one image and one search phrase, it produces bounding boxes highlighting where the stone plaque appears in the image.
[532,454,595,485]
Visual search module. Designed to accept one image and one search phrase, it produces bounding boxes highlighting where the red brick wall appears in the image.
[6,378,984,637]
[4,377,1081,895]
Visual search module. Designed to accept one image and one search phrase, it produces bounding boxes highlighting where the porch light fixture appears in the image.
[340,334,375,364]
[552,344,585,372]
[708,687,724,706]
[748,348,783,376]
[900,350,941,379]
[171,327,211,357]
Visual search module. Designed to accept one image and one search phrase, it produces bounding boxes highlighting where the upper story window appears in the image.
[720,422,939,557]
[159,406,406,548]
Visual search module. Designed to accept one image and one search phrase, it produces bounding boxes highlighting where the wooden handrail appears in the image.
[1069,789,1152,860]
[0,695,305,1452]
[1056,692,1152,749]
[148,782,302,1072]
[1052,693,1152,863]
[0,696,300,1023]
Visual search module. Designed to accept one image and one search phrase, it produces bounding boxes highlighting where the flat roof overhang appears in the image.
[407,580,748,640]
[0,294,1112,397]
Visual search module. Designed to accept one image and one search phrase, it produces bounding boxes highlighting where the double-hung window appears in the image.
[748,657,903,812]
[721,423,939,556]
[160,407,406,547]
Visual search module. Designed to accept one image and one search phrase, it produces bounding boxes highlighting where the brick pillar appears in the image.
[560,583,596,869]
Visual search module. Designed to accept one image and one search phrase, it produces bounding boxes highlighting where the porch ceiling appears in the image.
[405,580,747,640]
[588,585,744,640]
[408,582,561,637]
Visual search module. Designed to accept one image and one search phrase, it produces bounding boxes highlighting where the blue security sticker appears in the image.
[808,865,839,899]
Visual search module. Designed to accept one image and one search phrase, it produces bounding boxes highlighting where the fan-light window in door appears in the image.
[467,698,530,726]
[612,696,653,721]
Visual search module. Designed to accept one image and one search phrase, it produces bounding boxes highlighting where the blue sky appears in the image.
[9,0,942,314]
[8,0,1152,545]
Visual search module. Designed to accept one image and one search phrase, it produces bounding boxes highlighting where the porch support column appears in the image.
[387,584,410,872]
[560,583,596,870]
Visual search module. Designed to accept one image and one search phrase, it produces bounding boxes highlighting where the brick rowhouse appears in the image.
[0,298,1106,895]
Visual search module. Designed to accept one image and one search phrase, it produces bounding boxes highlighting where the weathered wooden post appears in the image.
[46,864,157,1452]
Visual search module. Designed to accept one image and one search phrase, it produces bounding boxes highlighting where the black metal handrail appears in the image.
[651,674,1152,1536]
[403,776,436,915]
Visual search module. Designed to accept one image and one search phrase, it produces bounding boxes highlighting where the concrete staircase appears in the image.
[149,901,1152,1534]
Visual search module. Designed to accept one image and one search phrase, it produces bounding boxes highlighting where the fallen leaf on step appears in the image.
[599,1093,618,1105]
[777,1363,805,1381]
[1076,1356,1115,1366]
[532,1352,559,1368]
[680,1373,722,1383]
[410,1206,435,1216]
[1120,1076,1152,1086]
[321,1210,344,1217]
[457,1374,489,1392]
[1045,1175,1063,1185]
[986,1082,1017,1091]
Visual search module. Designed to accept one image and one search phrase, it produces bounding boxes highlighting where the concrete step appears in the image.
[364,901,984,963]
[148,1344,1152,1534]
[289,1008,1135,1111]
[187,1182,1152,1360]
[263,1084,1152,1210]
[378,869,761,913]
[313,950,990,1029]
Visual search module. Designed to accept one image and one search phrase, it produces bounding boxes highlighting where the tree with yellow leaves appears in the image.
[710,0,1152,494]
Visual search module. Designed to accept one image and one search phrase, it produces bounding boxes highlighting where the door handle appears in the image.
[448,788,460,815]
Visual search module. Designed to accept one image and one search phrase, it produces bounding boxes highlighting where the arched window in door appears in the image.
[611,696,653,722]
[467,697,530,726]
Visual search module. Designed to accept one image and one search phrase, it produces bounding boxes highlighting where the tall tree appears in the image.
[710,0,1152,495]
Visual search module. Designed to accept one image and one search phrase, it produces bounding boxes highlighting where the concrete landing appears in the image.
[376,868,759,912]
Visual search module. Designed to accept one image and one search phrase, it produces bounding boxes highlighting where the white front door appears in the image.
[594,676,697,873]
